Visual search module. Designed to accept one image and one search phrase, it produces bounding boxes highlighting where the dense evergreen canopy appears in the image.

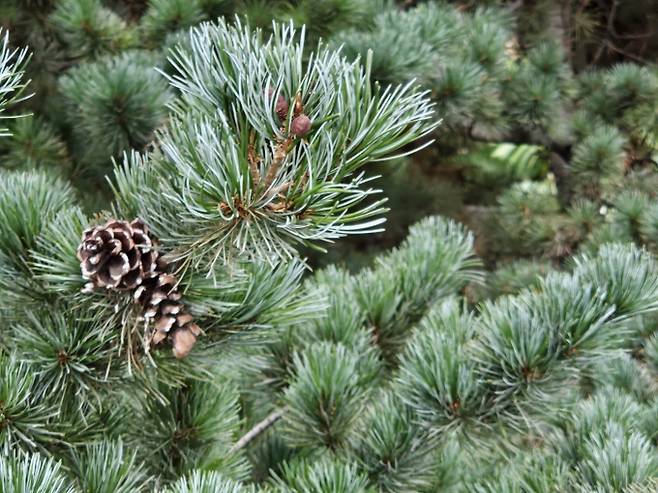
[1,1,658,491]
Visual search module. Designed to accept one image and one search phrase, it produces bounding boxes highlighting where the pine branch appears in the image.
[0,29,31,137]
[230,407,286,453]
[113,19,437,267]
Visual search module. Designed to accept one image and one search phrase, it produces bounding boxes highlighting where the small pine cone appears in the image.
[276,96,289,121]
[267,87,289,121]
[135,272,201,359]
[291,114,311,137]
[77,219,159,293]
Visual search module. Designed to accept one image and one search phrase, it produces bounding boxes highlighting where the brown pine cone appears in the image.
[135,273,201,359]
[77,219,160,293]
[79,217,201,358]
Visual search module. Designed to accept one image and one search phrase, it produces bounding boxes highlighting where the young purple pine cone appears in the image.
[291,114,312,137]
[268,87,289,121]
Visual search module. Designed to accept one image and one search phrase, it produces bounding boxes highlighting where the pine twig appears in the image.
[230,407,286,453]
[247,131,261,185]
[262,137,293,191]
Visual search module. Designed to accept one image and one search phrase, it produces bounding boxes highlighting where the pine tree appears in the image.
[2,2,658,492]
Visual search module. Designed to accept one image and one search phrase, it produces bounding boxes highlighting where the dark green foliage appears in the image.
[166,470,256,493]
[581,64,658,129]
[351,393,434,491]
[140,0,204,44]
[50,0,136,59]
[2,0,658,491]
[132,377,247,480]
[287,0,376,42]
[0,115,69,171]
[0,353,60,453]
[570,125,626,194]
[59,50,170,172]
[271,457,372,493]
[0,170,74,263]
[480,259,553,299]
[331,1,658,272]
[337,10,435,85]
[69,440,151,492]
[495,180,562,256]
[0,453,73,493]
[282,342,372,450]
[337,3,517,139]
[196,0,233,20]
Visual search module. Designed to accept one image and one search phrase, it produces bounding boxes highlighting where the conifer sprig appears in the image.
[0,29,30,137]
[113,19,436,267]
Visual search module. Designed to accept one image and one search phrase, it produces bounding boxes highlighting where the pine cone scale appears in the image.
[126,249,139,270]
[155,315,176,332]
[108,253,130,280]
[151,328,169,345]
[141,251,158,277]
[113,229,135,252]
[122,269,141,289]
[161,303,181,315]
[171,327,198,359]
[80,252,109,274]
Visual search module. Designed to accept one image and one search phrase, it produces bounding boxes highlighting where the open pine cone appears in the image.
[78,218,201,358]
[77,218,160,293]
[135,273,201,359]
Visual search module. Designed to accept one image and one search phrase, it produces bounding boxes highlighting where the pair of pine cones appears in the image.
[77,218,200,359]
